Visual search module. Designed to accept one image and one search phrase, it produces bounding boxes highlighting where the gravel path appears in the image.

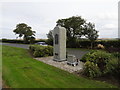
[35,56,84,73]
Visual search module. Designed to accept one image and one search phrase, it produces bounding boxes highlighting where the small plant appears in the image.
[112,52,120,59]
[97,44,105,49]
[29,45,36,52]
[105,58,119,74]
[83,61,101,78]
[105,53,120,82]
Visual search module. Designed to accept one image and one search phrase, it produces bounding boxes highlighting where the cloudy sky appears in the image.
[0,0,119,39]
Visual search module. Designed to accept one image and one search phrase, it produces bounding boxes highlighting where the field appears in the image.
[2,45,117,88]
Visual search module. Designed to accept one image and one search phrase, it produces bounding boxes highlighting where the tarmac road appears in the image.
[1,42,29,49]
[1,42,89,59]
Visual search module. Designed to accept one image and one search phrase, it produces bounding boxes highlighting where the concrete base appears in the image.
[53,58,66,62]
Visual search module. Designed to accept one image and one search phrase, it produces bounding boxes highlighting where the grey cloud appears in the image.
[0,1,119,39]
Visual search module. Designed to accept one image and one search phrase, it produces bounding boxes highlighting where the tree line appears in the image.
[13,16,99,48]
[47,16,99,48]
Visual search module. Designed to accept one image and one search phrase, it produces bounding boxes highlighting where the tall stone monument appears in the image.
[53,26,66,61]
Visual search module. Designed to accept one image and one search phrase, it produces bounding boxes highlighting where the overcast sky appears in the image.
[0,0,119,39]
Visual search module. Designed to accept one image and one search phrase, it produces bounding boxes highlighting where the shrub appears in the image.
[112,52,120,59]
[82,50,120,79]
[97,44,105,49]
[105,53,120,81]
[80,50,96,62]
[81,50,112,77]
[105,57,120,82]
[83,61,101,78]
[29,45,36,52]
[46,46,53,56]
[81,50,111,66]
[29,45,53,57]
[105,58,119,73]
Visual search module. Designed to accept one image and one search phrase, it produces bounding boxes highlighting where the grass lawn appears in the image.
[2,45,118,88]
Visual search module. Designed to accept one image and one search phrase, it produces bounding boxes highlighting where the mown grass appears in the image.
[2,45,117,88]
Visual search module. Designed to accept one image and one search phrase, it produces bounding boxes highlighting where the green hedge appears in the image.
[29,45,53,57]
[67,39,120,48]
[1,38,119,49]
[1,39,47,44]
[95,40,120,48]
[1,39,24,43]
[44,38,120,48]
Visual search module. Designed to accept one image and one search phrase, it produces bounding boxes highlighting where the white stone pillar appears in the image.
[53,26,66,61]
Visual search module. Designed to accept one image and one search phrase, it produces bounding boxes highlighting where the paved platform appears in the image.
[35,56,84,73]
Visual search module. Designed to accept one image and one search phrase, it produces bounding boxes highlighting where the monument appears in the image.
[53,26,66,61]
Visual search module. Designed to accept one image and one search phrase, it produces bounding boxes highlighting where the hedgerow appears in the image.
[29,45,53,57]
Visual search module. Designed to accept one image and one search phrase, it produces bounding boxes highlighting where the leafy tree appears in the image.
[13,23,36,44]
[83,22,99,49]
[56,16,86,39]
[46,30,53,45]
[47,16,98,48]
[56,16,86,47]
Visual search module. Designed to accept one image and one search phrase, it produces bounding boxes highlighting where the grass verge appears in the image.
[2,45,118,88]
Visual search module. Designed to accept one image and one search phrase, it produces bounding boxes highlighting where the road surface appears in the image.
[1,42,29,49]
[1,42,89,59]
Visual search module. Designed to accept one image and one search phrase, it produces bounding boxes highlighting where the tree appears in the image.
[56,16,86,47]
[56,16,86,39]
[83,22,99,49]
[46,30,53,45]
[13,23,36,44]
